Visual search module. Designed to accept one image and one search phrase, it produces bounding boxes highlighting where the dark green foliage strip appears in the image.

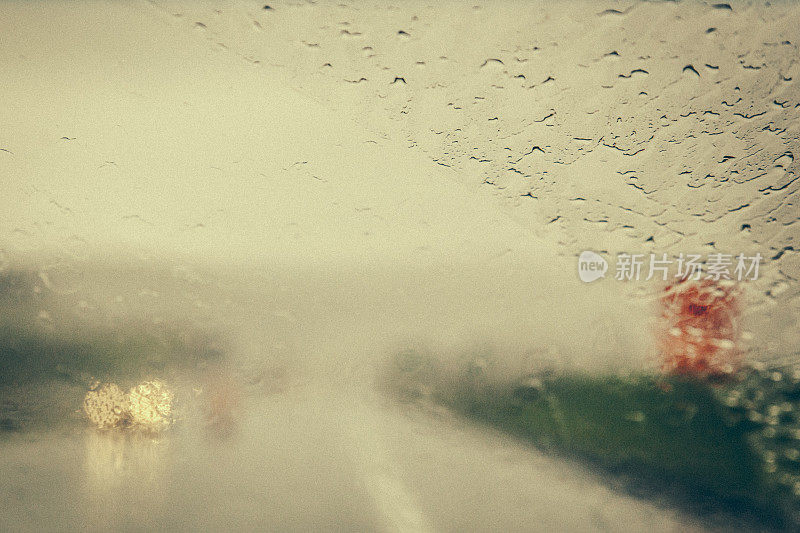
[390,351,800,529]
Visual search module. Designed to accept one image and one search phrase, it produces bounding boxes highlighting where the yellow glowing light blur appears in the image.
[83,380,175,431]
[127,380,175,431]
[83,383,129,429]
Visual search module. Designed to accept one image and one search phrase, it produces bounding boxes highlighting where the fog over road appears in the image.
[0,263,702,532]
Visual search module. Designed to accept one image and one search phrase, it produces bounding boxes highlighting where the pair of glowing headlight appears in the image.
[83,380,174,432]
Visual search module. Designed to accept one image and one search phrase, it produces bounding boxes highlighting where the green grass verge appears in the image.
[390,350,799,529]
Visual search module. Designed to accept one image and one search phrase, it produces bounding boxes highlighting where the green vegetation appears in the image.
[390,350,800,529]
[0,322,218,386]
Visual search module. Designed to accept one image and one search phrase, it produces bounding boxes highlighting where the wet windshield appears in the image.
[1,1,798,531]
